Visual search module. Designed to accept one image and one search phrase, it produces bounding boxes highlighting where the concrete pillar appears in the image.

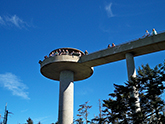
[125,53,141,112]
[58,70,74,124]
[126,53,136,80]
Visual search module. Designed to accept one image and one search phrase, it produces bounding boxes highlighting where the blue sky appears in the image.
[0,0,165,123]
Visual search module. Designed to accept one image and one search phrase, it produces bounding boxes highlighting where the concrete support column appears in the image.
[126,53,136,80]
[125,53,141,112]
[58,70,74,124]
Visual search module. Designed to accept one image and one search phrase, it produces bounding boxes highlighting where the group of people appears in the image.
[43,28,158,60]
[107,43,115,48]
[49,49,70,57]
[142,28,157,38]
[44,49,86,59]
[107,28,158,49]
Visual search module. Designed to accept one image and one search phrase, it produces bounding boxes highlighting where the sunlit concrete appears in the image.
[126,53,141,113]
[58,70,74,124]
[39,32,165,124]
[79,32,165,67]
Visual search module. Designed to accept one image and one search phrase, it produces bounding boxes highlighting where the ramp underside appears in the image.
[79,33,165,67]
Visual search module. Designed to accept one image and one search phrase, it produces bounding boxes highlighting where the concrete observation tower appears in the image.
[39,48,93,124]
[39,32,165,124]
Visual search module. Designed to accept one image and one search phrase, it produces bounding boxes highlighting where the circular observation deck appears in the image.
[39,48,93,81]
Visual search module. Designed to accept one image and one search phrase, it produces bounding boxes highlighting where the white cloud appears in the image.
[77,87,93,96]
[21,109,28,113]
[0,15,29,29]
[33,116,49,123]
[0,73,30,100]
[0,16,5,25]
[105,3,115,18]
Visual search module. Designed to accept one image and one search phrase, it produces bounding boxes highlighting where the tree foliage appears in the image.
[75,101,92,124]
[91,99,105,124]
[102,61,165,124]
[26,117,33,124]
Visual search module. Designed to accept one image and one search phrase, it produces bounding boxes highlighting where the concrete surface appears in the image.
[40,54,93,81]
[79,32,165,67]
[58,70,74,124]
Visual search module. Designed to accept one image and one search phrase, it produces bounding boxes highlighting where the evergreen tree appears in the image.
[26,117,33,124]
[102,61,165,124]
[91,99,106,124]
[136,63,165,123]
[75,101,92,124]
